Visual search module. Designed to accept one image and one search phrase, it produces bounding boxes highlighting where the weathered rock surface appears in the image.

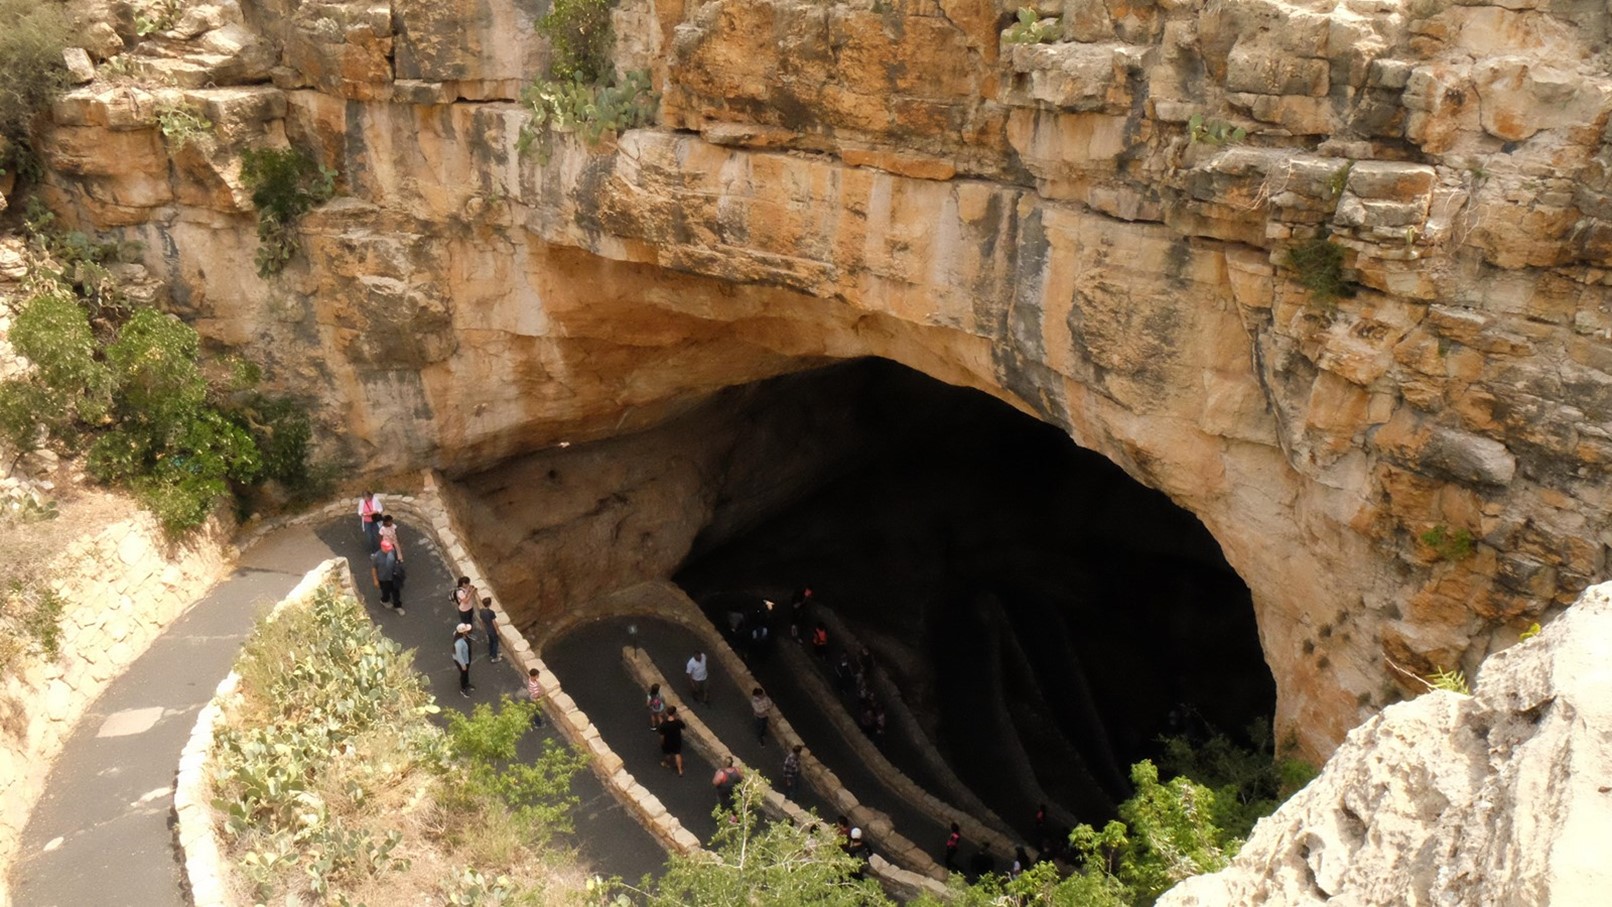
[1160,580,1612,907]
[27,0,1612,759]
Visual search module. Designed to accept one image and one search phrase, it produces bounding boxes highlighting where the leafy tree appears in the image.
[622,776,888,907]
[1068,761,1231,906]
[443,698,587,844]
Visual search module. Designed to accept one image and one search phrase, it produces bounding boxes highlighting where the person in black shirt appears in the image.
[658,706,686,776]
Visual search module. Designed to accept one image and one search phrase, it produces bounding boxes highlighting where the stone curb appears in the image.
[416,472,693,856]
[815,608,1020,838]
[621,646,950,895]
[778,636,1021,859]
[172,558,357,907]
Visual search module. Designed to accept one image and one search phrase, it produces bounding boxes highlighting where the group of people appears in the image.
[359,492,512,700]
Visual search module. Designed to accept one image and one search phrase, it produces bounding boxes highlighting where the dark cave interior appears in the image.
[672,357,1277,826]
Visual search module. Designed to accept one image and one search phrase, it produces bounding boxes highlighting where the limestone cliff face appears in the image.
[30,0,1612,758]
[1159,579,1612,907]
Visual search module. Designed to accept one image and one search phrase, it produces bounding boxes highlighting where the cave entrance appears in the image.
[671,357,1275,828]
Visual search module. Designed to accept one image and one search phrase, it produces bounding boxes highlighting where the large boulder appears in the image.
[1160,581,1612,906]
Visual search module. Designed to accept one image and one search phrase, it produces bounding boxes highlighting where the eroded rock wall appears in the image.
[1159,579,1612,907]
[28,0,1612,757]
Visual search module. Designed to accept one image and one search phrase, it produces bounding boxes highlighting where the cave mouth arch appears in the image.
[670,357,1276,825]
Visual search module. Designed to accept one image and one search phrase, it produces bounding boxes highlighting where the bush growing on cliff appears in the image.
[517,0,658,161]
[0,242,316,535]
[0,0,71,145]
[239,146,336,277]
[1286,237,1354,306]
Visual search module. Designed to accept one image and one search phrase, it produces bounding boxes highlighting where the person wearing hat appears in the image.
[370,537,404,614]
[843,825,869,878]
[453,623,475,697]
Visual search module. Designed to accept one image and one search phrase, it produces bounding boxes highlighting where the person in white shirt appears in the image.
[685,651,710,704]
[357,491,383,552]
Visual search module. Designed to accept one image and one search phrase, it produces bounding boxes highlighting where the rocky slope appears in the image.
[1160,579,1612,907]
[22,0,1612,758]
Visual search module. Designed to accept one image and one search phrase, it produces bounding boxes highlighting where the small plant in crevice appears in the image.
[1188,113,1246,146]
[1419,523,1475,561]
[239,146,336,278]
[516,0,658,162]
[1286,236,1354,307]
[1517,621,1542,642]
[1427,665,1471,695]
[1327,161,1353,198]
[154,101,213,149]
[1004,6,1061,44]
[133,0,184,36]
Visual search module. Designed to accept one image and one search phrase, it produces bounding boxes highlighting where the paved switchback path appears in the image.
[10,516,662,907]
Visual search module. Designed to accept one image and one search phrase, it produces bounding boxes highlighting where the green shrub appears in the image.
[0,0,70,144]
[1286,237,1353,306]
[443,698,586,844]
[0,581,67,671]
[214,586,435,901]
[626,775,889,906]
[154,101,213,149]
[239,146,336,277]
[1188,114,1246,146]
[1004,7,1061,45]
[1419,524,1475,561]
[517,0,658,161]
[0,251,313,535]
[539,0,614,84]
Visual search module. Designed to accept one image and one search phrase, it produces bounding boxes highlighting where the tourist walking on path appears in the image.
[479,597,501,662]
[453,623,475,697]
[453,576,477,628]
[811,622,829,660]
[527,668,546,728]
[685,651,710,704]
[750,687,774,744]
[377,513,401,559]
[944,822,962,872]
[358,491,383,552]
[646,683,666,730]
[370,539,405,614]
[712,756,742,811]
[658,706,686,775]
[781,744,803,799]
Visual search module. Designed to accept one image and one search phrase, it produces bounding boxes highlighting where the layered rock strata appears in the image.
[27,0,1612,757]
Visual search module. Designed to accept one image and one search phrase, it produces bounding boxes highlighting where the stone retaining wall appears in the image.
[172,558,356,907]
[816,608,1018,836]
[0,511,234,907]
[779,638,1021,860]
[621,645,950,897]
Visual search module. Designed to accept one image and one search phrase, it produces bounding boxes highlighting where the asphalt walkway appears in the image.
[10,515,663,907]
[545,615,992,874]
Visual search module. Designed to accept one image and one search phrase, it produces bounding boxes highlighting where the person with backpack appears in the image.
[646,683,666,730]
[370,539,404,614]
[712,755,742,811]
[453,624,475,697]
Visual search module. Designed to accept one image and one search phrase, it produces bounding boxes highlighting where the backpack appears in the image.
[714,766,739,791]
